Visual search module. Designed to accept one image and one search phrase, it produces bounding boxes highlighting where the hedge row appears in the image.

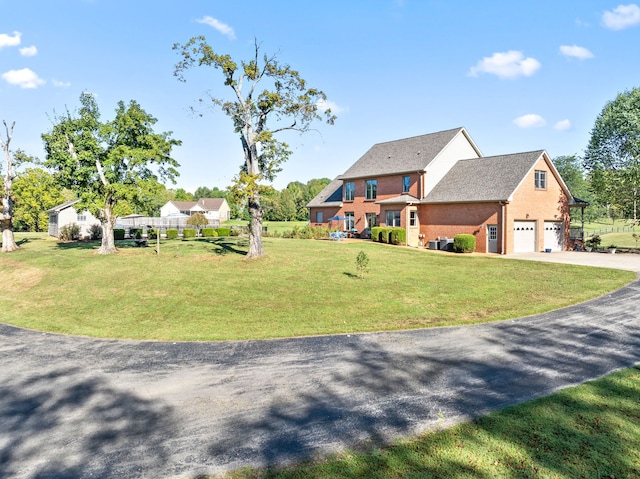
[371,227,406,245]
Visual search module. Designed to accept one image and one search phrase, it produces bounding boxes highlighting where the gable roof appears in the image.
[424,150,549,203]
[168,198,226,211]
[341,127,476,179]
[305,177,344,208]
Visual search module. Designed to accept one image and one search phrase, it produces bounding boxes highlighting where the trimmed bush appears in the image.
[129,228,142,239]
[182,228,196,238]
[202,228,218,237]
[113,228,125,241]
[453,234,476,253]
[215,227,231,237]
[166,228,179,240]
[371,227,406,245]
[147,228,158,240]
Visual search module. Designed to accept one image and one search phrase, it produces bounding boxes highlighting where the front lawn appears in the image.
[0,233,634,340]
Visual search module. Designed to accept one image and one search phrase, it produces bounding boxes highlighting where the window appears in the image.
[535,170,547,189]
[403,175,410,193]
[345,211,355,230]
[315,211,323,223]
[365,179,377,200]
[409,210,418,227]
[77,215,87,222]
[488,225,498,240]
[366,212,377,229]
[344,181,355,201]
[386,210,401,227]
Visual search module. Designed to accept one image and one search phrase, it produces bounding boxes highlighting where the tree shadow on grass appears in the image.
[0,367,176,479]
[196,237,249,256]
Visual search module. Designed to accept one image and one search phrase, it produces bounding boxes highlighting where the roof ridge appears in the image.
[370,127,464,147]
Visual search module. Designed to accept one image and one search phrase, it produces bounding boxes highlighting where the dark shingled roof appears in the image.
[341,127,466,179]
[305,177,344,208]
[424,151,546,203]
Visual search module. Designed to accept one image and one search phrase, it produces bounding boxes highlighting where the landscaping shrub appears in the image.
[88,224,102,240]
[113,228,125,241]
[166,228,179,239]
[60,223,81,241]
[389,227,406,245]
[453,234,476,253]
[372,226,386,243]
[182,228,196,238]
[229,227,241,236]
[201,228,217,238]
[129,228,142,239]
[147,228,158,240]
[215,227,231,237]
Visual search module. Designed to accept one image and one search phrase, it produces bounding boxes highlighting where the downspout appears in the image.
[500,201,507,255]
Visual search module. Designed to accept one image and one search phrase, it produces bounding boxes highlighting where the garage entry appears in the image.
[514,221,536,253]
[543,221,564,252]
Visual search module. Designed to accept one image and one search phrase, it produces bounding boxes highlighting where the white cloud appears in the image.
[602,4,640,30]
[0,31,21,48]
[468,50,541,79]
[196,16,236,39]
[19,45,37,57]
[2,68,45,89]
[559,45,594,60]
[52,79,71,88]
[316,99,344,114]
[554,119,572,131]
[513,114,546,128]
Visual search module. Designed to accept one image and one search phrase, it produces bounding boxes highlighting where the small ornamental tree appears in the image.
[43,92,181,254]
[186,212,208,236]
[173,37,336,258]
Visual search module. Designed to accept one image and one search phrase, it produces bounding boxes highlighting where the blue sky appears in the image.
[2,1,640,192]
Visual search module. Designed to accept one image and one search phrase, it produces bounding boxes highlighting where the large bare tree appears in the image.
[1,120,19,252]
[173,37,335,258]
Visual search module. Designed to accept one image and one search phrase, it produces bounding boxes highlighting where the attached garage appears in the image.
[543,221,564,252]
[513,221,536,253]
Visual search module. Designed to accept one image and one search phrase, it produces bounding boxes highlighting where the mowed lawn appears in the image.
[0,232,634,340]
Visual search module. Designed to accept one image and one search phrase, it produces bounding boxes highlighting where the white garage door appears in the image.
[543,221,564,252]
[514,221,536,253]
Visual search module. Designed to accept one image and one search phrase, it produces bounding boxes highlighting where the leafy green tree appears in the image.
[12,168,64,232]
[193,186,212,200]
[186,211,208,235]
[584,87,640,220]
[173,188,194,201]
[174,37,335,258]
[43,92,181,254]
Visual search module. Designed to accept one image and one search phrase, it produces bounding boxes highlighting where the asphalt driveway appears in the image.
[2,253,640,478]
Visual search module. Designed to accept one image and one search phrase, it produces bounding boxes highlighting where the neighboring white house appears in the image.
[46,200,99,239]
[159,198,231,222]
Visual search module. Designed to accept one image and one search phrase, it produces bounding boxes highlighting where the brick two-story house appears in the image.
[307,127,579,254]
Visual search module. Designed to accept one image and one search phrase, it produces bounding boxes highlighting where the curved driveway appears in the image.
[2,252,640,478]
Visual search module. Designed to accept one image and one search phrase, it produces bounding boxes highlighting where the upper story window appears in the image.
[77,215,87,222]
[535,170,547,189]
[402,176,410,193]
[344,181,355,201]
[365,179,377,200]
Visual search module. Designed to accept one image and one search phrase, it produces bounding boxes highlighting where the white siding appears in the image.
[160,202,180,217]
[423,131,482,196]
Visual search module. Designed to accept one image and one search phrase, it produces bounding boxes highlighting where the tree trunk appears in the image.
[247,195,264,258]
[1,219,18,253]
[97,200,117,254]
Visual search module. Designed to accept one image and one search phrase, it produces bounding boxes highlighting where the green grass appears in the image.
[217,366,640,479]
[574,218,640,249]
[0,232,634,341]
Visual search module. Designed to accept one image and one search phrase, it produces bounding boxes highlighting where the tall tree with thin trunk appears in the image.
[43,92,181,254]
[173,37,336,258]
[1,120,19,252]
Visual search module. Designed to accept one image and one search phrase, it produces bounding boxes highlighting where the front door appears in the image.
[487,224,498,253]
